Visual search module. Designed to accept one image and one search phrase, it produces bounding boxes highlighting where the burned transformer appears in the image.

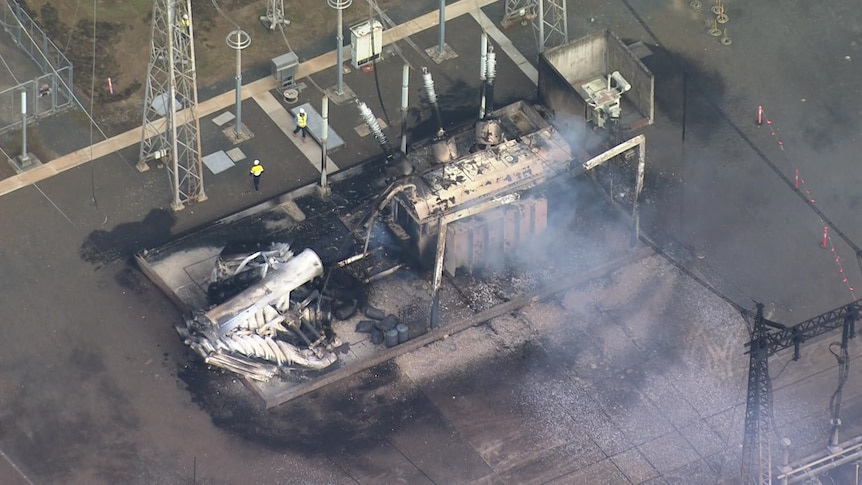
[176,243,341,381]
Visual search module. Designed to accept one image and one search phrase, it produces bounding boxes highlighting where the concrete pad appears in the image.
[425,43,459,63]
[201,150,235,175]
[225,147,245,162]
[211,111,235,126]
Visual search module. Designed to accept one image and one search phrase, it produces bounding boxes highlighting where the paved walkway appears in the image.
[0,0,499,199]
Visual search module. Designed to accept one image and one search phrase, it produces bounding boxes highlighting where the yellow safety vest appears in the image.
[250,165,263,176]
[180,18,190,29]
[297,112,307,128]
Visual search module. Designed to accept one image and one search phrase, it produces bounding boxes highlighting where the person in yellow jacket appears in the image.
[180,13,190,37]
[293,108,308,141]
[249,160,264,191]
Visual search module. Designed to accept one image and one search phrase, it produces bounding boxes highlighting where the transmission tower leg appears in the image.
[140,0,206,209]
[741,303,773,485]
[261,0,290,31]
[502,0,536,29]
[534,0,567,52]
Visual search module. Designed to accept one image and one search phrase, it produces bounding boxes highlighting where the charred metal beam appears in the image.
[745,300,862,358]
[429,217,447,330]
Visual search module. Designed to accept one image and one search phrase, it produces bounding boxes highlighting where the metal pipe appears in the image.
[437,0,445,55]
[479,33,487,119]
[336,8,344,95]
[363,264,404,284]
[320,95,329,189]
[401,64,409,154]
[20,91,27,161]
[234,32,243,136]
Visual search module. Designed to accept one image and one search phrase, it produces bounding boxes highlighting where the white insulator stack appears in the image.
[486,46,497,84]
[357,101,388,147]
[422,67,437,104]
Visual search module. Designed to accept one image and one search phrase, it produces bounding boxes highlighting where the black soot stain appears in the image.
[80,209,175,266]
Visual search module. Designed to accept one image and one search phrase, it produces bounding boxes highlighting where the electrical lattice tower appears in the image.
[535,0,567,53]
[501,0,567,52]
[261,0,290,31]
[501,0,536,28]
[138,0,206,211]
[741,304,772,485]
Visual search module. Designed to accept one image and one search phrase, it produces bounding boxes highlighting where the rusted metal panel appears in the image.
[443,196,548,276]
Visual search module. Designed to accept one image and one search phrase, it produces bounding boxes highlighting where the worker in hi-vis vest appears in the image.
[180,13,190,37]
[249,160,264,191]
[293,108,308,141]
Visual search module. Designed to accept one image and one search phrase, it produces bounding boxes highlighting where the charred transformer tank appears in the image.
[385,101,576,275]
[177,244,342,381]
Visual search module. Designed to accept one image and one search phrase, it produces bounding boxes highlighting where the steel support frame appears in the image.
[261,0,290,31]
[501,0,536,29]
[741,300,862,484]
[741,304,773,485]
[139,0,206,210]
[535,0,567,53]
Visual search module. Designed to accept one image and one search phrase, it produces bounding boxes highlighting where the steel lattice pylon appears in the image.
[138,0,206,211]
[502,0,536,28]
[535,0,567,53]
[741,304,772,485]
[501,0,567,52]
[261,0,290,31]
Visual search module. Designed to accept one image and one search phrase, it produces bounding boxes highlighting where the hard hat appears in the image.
[299,108,305,114]
[254,160,260,165]
[182,13,188,20]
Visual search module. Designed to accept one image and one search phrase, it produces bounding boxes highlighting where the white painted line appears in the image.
[470,9,539,85]
[252,91,341,174]
[0,446,35,485]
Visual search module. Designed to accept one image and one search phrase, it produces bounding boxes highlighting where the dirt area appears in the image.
[20,0,399,135]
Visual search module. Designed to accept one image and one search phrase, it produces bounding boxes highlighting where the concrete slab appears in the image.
[225,147,245,162]
[201,150,235,175]
[211,111,235,127]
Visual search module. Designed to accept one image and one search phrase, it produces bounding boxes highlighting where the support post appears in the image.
[234,35,242,135]
[479,32,487,120]
[429,217,448,330]
[631,139,645,246]
[400,64,409,154]
[438,0,445,55]
[320,95,330,193]
[226,30,251,139]
[336,8,344,95]
[20,91,28,162]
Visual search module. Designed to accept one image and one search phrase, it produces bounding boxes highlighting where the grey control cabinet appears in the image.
[271,51,299,90]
